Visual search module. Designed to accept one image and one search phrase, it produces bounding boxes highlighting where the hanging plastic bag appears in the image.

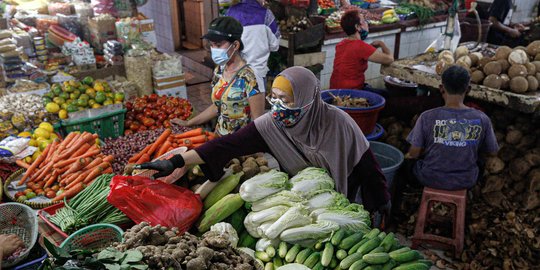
[107,175,203,233]
[425,16,461,53]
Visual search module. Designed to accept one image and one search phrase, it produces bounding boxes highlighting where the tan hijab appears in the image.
[254,66,369,196]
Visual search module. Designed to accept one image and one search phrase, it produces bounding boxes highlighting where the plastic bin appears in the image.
[61,109,126,139]
[321,89,385,134]
[365,123,384,141]
[370,141,404,187]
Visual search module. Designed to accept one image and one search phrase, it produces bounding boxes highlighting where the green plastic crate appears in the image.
[61,109,126,139]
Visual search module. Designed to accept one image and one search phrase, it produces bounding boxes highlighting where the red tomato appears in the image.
[24,188,33,195]
[51,185,60,191]
[135,114,145,122]
[157,113,167,122]
[139,126,147,131]
[46,191,56,199]
[15,191,25,198]
[125,102,133,111]
[35,182,44,189]
[124,129,134,135]
[130,122,140,131]
[35,189,45,196]
[142,117,155,127]
[149,94,158,102]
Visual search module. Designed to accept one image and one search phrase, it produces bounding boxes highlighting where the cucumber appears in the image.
[330,257,338,268]
[312,262,325,270]
[339,232,364,250]
[377,231,387,240]
[278,242,288,258]
[273,257,283,268]
[388,247,410,256]
[314,242,323,250]
[304,252,321,269]
[336,249,348,260]
[364,265,383,270]
[357,237,381,256]
[364,228,380,240]
[362,252,390,264]
[256,251,271,262]
[264,262,273,270]
[399,259,433,268]
[321,242,334,267]
[389,250,422,263]
[331,229,347,246]
[339,253,363,269]
[393,263,430,270]
[333,266,343,270]
[349,259,368,270]
[348,238,369,255]
[285,244,301,263]
[265,246,276,258]
[295,248,313,264]
[379,232,396,252]
[239,231,257,249]
[381,259,397,270]
[368,247,385,254]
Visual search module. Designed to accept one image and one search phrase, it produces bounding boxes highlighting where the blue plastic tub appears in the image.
[321,89,386,134]
[370,141,404,187]
[365,123,384,141]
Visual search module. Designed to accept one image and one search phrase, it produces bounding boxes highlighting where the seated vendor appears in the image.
[391,66,499,218]
[329,10,394,91]
[487,0,525,47]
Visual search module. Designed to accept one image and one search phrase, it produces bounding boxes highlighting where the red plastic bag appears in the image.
[107,175,202,232]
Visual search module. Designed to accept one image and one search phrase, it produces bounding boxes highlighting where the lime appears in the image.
[29,139,38,147]
[114,92,125,102]
[34,128,50,139]
[39,140,50,151]
[18,195,28,201]
[86,88,96,98]
[67,104,79,113]
[53,97,66,105]
[79,94,89,101]
[103,99,114,106]
[42,97,52,105]
[44,91,54,99]
[59,92,70,100]
[95,92,106,104]
[82,76,94,85]
[77,98,88,107]
[45,102,60,114]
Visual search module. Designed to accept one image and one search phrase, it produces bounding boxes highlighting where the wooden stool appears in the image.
[411,187,467,257]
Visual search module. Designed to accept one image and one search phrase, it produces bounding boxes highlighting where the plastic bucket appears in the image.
[321,89,385,134]
[370,141,404,187]
[365,123,384,141]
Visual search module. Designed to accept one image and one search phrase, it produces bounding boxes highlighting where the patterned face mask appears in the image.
[267,97,313,127]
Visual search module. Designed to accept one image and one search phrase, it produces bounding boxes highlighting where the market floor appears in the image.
[187,82,212,113]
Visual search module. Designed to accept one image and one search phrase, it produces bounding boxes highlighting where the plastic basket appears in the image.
[61,108,126,139]
[132,146,188,183]
[370,141,404,188]
[13,245,48,270]
[0,203,39,268]
[37,202,71,239]
[365,123,384,141]
[321,89,385,134]
[59,224,123,256]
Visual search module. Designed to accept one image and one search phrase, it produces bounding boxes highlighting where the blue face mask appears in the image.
[359,28,369,40]
[211,43,233,66]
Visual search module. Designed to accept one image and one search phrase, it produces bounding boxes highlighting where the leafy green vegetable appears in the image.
[307,189,349,211]
[239,170,290,202]
[264,206,313,239]
[279,221,340,245]
[251,191,305,212]
[315,209,371,232]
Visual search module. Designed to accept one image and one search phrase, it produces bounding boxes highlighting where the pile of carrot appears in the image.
[17,131,114,202]
[128,128,215,164]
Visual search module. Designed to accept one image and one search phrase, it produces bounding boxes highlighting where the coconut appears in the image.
[495,46,512,60]
[483,74,502,89]
[436,61,450,75]
[532,61,540,73]
[483,61,502,75]
[536,72,540,83]
[527,76,539,91]
[527,40,540,56]
[456,55,472,67]
[478,57,493,68]
[536,53,540,61]
[471,70,485,84]
[508,49,529,65]
[509,76,529,93]
[508,64,528,78]
[500,74,510,89]
[497,59,510,72]
[469,53,480,66]
[455,46,469,59]
[526,62,537,75]
[438,50,454,61]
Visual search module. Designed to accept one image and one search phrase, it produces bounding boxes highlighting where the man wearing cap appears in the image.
[172,17,265,137]
[226,0,280,91]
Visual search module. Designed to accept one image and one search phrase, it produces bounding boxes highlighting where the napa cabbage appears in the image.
[239,170,290,202]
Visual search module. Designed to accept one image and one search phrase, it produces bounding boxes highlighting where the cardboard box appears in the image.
[155,85,187,99]
[153,74,185,84]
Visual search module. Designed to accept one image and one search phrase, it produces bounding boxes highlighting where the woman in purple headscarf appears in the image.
[140,67,390,214]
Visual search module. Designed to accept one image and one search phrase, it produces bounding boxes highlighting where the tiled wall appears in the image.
[477,0,537,24]
[320,23,445,90]
[137,0,176,53]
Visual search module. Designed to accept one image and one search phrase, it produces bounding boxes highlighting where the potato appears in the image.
[505,129,523,145]
[495,46,512,60]
[497,59,510,72]
[509,158,532,179]
[255,157,268,167]
[481,175,506,193]
[508,64,528,78]
[478,57,493,68]
[527,75,539,91]
[483,61,502,75]
[508,49,529,65]
[483,74,502,89]
[509,76,529,93]
[485,157,505,174]
[471,70,485,84]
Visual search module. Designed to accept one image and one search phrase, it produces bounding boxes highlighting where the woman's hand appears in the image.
[0,234,24,258]
[171,118,191,127]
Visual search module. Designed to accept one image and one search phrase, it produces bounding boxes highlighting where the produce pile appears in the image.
[17,121,58,165]
[0,94,51,138]
[278,16,310,33]
[49,174,130,234]
[15,131,112,202]
[317,0,335,9]
[111,222,258,270]
[43,77,124,120]
[380,108,540,268]
[124,94,192,135]
[437,42,540,93]
[397,3,435,26]
[331,95,371,108]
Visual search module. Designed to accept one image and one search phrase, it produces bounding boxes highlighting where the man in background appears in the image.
[487,0,525,47]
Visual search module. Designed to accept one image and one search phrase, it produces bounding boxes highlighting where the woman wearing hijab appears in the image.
[173,16,265,136]
[140,67,389,213]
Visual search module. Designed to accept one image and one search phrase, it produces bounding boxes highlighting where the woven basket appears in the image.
[59,224,123,256]
[132,146,188,183]
[0,203,39,268]
[3,169,61,209]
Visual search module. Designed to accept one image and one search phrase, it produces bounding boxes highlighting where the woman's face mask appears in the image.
[267,96,313,127]
[211,43,234,66]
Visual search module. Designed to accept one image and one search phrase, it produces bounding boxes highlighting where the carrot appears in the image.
[64,158,88,175]
[65,132,82,149]
[56,132,77,155]
[15,159,30,169]
[174,128,204,139]
[83,165,107,184]
[147,129,172,157]
[54,149,101,169]
[102,155,114,163]
[18,144,51,185]
[30,163,53,183]
[65,170,91,189]
[103,167,113,174]
[60,172,80,186]
[129,144,152,163]
[53,182,85,201]
[44,170,59,188]
[81,157,103,170]
[66,143,93,159]
[40,140,59,168]
[136,153,150,164]
[180,135,208,145]
[156,141,171,157]
[56,133,93,160]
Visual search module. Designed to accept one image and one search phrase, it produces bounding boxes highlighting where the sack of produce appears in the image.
[108,175,203,233]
